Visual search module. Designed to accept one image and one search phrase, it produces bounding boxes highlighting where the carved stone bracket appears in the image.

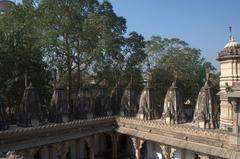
[14,148,39,159]
[131,137,144,159]
[160,145,176,159]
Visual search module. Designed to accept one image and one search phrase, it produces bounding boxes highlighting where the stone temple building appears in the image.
[1,34,240,159]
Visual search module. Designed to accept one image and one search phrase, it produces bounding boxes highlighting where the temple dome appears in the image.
[218,36,240,61]
[224,37,240,48]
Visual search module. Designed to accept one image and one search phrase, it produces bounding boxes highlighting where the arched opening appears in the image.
[117,134,135,159]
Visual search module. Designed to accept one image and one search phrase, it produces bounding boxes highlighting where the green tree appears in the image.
[145,36,219,106]
[0,4,51,122]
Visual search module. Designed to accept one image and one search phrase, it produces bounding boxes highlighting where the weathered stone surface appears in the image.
[193,65,217,129]
[138,76,158,120]
[49,85,69,123]
[74,85,92,120]
[161,80,185,124]
[120,82,138,117]
[17,83,42,127]
[94,86,111,117]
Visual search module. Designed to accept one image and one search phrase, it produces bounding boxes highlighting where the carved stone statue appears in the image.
[94,84,111,117]
[17,83,42,127]
[0,99,8,131]
[138,76,158,120]
[110,82,123,116]
[74,84,93,119]
[120,82,138,117]
[161,80,185,124]
[192,79,216,129]
[49,85,69,123]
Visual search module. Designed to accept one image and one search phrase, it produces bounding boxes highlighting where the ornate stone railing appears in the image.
[0,117,115,152]
[1,116,240,159]
[116,117,240,159]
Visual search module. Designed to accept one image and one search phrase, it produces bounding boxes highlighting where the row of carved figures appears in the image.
[0,73,217,130]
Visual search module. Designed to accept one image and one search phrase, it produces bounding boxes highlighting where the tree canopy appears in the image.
[145,36,219,105]
[0,1,219,123]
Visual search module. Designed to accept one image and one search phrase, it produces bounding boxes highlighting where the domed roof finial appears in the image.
[229,26,234,41]
[204,63,210,82]
[223,26,239,49]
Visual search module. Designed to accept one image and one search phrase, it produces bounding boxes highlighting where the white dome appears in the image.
[224,36,240,48]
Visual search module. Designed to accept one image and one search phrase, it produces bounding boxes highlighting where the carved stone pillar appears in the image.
[15,148,38,159]
[69,141,76,159]
[228,98,240,134]
[40,146,49,159]
[160,145,176,159]
[131,137,144,159]
[86,136,96,159]
[52,142,70,159]
[111,133,119,159]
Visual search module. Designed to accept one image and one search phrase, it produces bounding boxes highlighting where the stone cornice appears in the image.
[0,116,239,159]
[115,117,240,159]
[0,117,115,152]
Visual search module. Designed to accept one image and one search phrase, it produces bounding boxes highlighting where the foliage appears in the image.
[0,5,52,121]
[145,36,219,106]
[0,1,220,123]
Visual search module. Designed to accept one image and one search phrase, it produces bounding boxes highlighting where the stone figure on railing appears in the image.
[0,99,8,131]
[110,81,123,116]
[138,74,158,120]
[17,83,42,127]
[138,74,159,120]
[192,66,216,129]
[74,84,93,119]
[120,81,138,117]
[161,79,185,124]
[49,84,69,123]
[94,81,111,117]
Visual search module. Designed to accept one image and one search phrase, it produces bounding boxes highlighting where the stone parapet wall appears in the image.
[1,116,240,159]
[0,117,115,152]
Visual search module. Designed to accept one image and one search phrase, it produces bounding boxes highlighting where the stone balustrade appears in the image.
[1,116,240,159]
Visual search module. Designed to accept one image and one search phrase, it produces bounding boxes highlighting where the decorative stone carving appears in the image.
[84,136,95,159]
[160,145,176,159]
[138,75,158,120]
[193,66,216,129]
[217,34,240,130]
[94,83,111,117]
[49,85,69,123]
[218,36,240,60]
[131,137,144,159]
[161,80,185,124]
[110,82,123,116]
[227,82,240,134]
[198,154,213,159]
[51,142,70,159]
[0,99,8,131]
[74,84,93,119]
[120,82,138,117]
[17,83,42,127]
